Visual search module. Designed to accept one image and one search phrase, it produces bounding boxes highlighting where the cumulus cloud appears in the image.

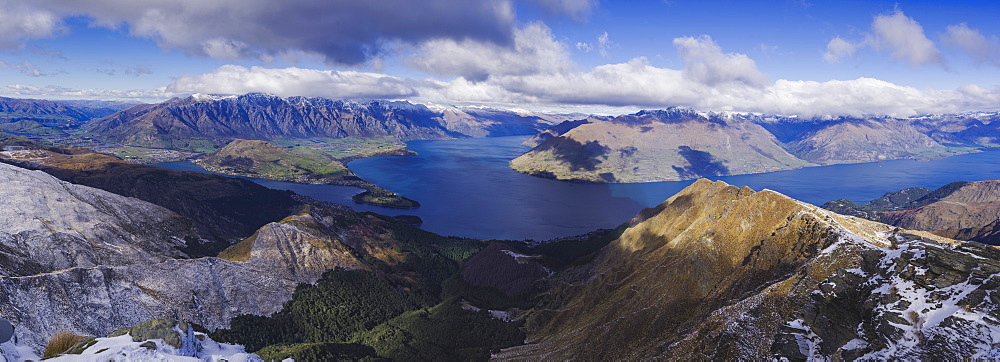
[870,10,942,65]
[823,37,860,63]
[406,23,574,81]
[150,32,1000,117]
[417,33,999,117]
[0,84,169,101]
[673,35,767,87]
[0,0,528,64]
[0,0,63,50]
[166,65,418,99]
[942,23,1000,65]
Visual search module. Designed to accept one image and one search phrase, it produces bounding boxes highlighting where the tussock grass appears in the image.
[43,331,86,359]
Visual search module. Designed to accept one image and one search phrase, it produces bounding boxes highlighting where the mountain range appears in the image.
[82,93,570,149]
[512,108,998,182]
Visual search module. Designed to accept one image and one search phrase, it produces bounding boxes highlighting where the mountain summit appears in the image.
[499,179,1000,360]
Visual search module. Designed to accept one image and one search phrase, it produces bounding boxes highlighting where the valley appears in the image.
[3,94,1000,360]
[6,2,1000,360]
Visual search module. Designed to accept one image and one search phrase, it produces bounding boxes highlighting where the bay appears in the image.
[159,136,1000,241]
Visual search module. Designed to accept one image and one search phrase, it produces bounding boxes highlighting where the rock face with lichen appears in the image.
[0,162,199,276]
[498,179,1000,360]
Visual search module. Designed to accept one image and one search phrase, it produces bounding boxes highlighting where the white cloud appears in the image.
[0,0,527,65]
[942,23,1000,65]
[0,84,169,101]
[823,37,860,63]
[870,10,942,65]
[575,42,593,52]
[406,23,575,81]
[145,33,1000,117]
[418,34,1000,117]
[0,0,63,49]
[166,65,418,99]
[597,32,612,57]
[673,35,767,87]
[0,61,49,77]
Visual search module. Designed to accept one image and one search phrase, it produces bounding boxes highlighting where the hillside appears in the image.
[513,110,1000,183]
[197,139,352,184]
[197,139,419,208]
[510,109,811,182]
[0,162,200,276]
[0,96,120,128]
[0,164,485,352]
[822,180,1000,244]
[786,118,949,164]
[498,179,1000,359]
[0,140,301,248]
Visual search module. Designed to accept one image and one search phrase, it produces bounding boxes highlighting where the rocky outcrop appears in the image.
[0,162,198,276]
[0,256,295,350]
[498,179,1000,360]
[219,207,371,284]
[0,199,472,351]
[0,147,302,247]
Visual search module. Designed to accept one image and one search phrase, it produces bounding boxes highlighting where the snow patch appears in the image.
[46,331,261,362]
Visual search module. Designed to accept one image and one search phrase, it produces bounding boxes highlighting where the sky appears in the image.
[1,0,1000,117]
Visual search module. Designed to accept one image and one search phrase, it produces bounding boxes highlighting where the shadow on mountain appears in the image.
[672,146,729,179]
[537,137,609,171]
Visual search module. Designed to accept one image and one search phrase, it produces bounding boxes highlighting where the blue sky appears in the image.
[1,0,999,116]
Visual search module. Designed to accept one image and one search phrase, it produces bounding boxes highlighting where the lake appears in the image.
[158,136,1000,241]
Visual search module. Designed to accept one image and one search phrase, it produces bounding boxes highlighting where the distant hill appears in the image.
[512,108,1000,183]
[0,96,123,128]
[822,180,1000,244]
[197,139,352,184]
[510,109,811,182]
[84,93,562,149]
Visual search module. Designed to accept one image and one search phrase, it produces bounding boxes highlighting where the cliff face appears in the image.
[0,162,198,276]
[499,179,1000,360]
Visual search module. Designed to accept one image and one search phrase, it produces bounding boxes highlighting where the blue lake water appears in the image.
[159,136,1000,241]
